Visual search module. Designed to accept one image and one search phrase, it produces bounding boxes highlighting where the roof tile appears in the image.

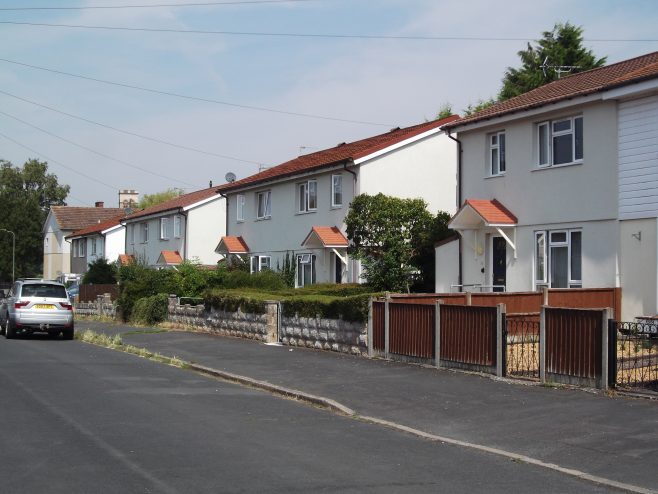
[124,186,222,221]
[464,199,517,225]
[51,206,125,231]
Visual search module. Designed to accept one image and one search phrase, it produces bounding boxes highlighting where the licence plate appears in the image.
[34,304,55,309]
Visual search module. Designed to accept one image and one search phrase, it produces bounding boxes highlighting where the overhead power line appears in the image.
[0,89,265,166]
[1,21,657,43]
[0,109,200,188]
[0,57,391,127]
[0,130,119,191]
[0,0,315,11]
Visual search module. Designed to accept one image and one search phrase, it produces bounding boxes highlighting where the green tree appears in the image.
[435,103,453,120]
[82,257,117,284]
[0,159,69,280]
[499,22,606,101]
[463,98,496,116]
[345,193,452,292]
[138,188,184,209]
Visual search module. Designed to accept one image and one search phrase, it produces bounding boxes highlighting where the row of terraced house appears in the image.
[43,50,658,321]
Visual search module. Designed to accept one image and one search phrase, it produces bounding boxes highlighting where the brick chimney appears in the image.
[95,201,104,208]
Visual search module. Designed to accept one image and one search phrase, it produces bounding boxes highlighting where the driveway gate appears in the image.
[609,320,658,392]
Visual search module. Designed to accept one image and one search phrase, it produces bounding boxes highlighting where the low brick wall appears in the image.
[74,293,116,318]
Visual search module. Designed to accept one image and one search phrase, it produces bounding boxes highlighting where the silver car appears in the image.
[0,279,74,339]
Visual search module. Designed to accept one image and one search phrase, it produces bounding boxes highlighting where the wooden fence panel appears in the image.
[372,301,385,352]
[545,308,602,381]
[440,305,497,367]
[548,288,620,319]
[79,284,119,302]
[389,303,434,359]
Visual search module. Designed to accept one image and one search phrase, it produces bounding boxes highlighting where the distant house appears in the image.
[122,186,226,267]
[437,50,658,319]
[42,202,125,280]
[216,116,459,286]
[66,215,126,275]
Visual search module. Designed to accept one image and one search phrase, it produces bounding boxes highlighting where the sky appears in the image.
[1,0,658,207]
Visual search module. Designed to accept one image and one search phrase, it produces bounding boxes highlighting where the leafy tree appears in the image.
[345,193,453,292]
[82,257,117,284]
[138,188,184,209]
[0,159,69,280]
[499,22,606,101]
[463,98,496,116]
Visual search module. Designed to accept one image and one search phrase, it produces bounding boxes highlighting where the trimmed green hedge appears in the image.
[131,293,169,325]
[203,286,377,323]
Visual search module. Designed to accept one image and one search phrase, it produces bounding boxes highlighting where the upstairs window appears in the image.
[237,194,245,222]
[297,180,317,213]
[76,239,86,257]
[538,116,583,167]
[160,218,169,240]
[91,238,97,255]
[174,215,182,238]
[489,132,506,176]
[256,191,272,219]
[332,175,343,207]
[142,222,149,243]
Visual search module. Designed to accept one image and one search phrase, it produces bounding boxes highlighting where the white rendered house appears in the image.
[67,215,126,274]
[436,50,658,320]
[216,116,459,287]
[122,186,226,267]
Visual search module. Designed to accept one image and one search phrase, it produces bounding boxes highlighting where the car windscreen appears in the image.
[20,284,68,299]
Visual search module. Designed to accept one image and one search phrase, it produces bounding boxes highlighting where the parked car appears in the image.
[0,279,74,339]
[66,283,80,300]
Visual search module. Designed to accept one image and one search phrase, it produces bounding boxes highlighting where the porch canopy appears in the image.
[157,250,183,267]
[301,226,349,265]
[215,235,250,256]
[449,199,518,257]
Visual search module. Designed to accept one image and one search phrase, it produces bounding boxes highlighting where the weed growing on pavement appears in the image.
[77,329,189,369]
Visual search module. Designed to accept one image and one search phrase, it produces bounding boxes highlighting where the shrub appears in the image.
[83,258,117,284]
[131,293,169,325]
[281,293,372,323]
[204,289,268,314]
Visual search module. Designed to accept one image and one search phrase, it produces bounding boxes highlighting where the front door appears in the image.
[492,236,506,292]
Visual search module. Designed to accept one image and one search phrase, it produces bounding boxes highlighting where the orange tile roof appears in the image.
[66,214,125,239]
[159,250,183,265]
[119,254,135,265]
[218,236,249,254]
[463,199,517,225]
[124,186,222,221]
[51,206,125,231]
[302,226,349,247]
[444,50,658,129]
[218,115,459,192]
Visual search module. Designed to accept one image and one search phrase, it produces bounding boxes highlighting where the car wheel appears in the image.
[63,326,74,340]
[5,319,16,339]
[0,316,5,336]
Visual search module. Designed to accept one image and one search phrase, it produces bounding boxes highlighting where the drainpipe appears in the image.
[217,189,229,264]
[344,161,358,282]
[180,209,188,261]
[447,129,463,287]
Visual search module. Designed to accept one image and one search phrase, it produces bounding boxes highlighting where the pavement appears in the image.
[80,319,658,493]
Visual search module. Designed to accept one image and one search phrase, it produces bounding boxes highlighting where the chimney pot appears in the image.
[95,201,104,208]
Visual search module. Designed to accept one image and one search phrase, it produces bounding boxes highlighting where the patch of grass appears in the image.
[122,329,168,336]
[76,329,187,369]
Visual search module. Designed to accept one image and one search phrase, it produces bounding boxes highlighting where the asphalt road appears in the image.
[0,335,623,493]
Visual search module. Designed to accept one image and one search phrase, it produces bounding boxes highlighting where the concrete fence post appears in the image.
[601,307,613,390]
[542,286,549,306]
[264,301,278,344]
[540,306,547,384]
[384,292,390,359]
[496,303,506,377]
[367,297,374,357]
[435,301,441,368]
[465,291,472,306]
[96,295,102,316]
[168,294,178,315]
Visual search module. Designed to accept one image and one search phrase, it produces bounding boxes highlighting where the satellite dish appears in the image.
[225,172,236,183]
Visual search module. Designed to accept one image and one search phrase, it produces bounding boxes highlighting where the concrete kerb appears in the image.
[188,363,356,417]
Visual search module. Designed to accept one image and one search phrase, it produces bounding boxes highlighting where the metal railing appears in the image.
[506,316,540,379]
[611,320,658,392]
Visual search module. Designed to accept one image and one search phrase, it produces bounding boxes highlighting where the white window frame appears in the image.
[129,224,135,245]
[91,238,97,256]
[537,116,583,168]
[534,229,582,289]
[256,190,272,219]
[142,222,149,243]
[489,131,506,176]
[237,194,245,222]
[250,255,271,273]
[297,180,318,213]
[173,215,181,238]
[296,253,316,288]
[331,174,343,208]
[77,239,86,257]
[160,218,169,240]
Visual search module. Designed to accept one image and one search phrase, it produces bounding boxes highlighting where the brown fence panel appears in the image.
[440,305,497,367]
[545,307,602,381]
[389,302,435,359]
[372,301,385,352]
[548,288,620,319]
[79,284,119,302]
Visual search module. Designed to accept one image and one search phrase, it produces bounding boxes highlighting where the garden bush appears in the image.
[131,293,169,325]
